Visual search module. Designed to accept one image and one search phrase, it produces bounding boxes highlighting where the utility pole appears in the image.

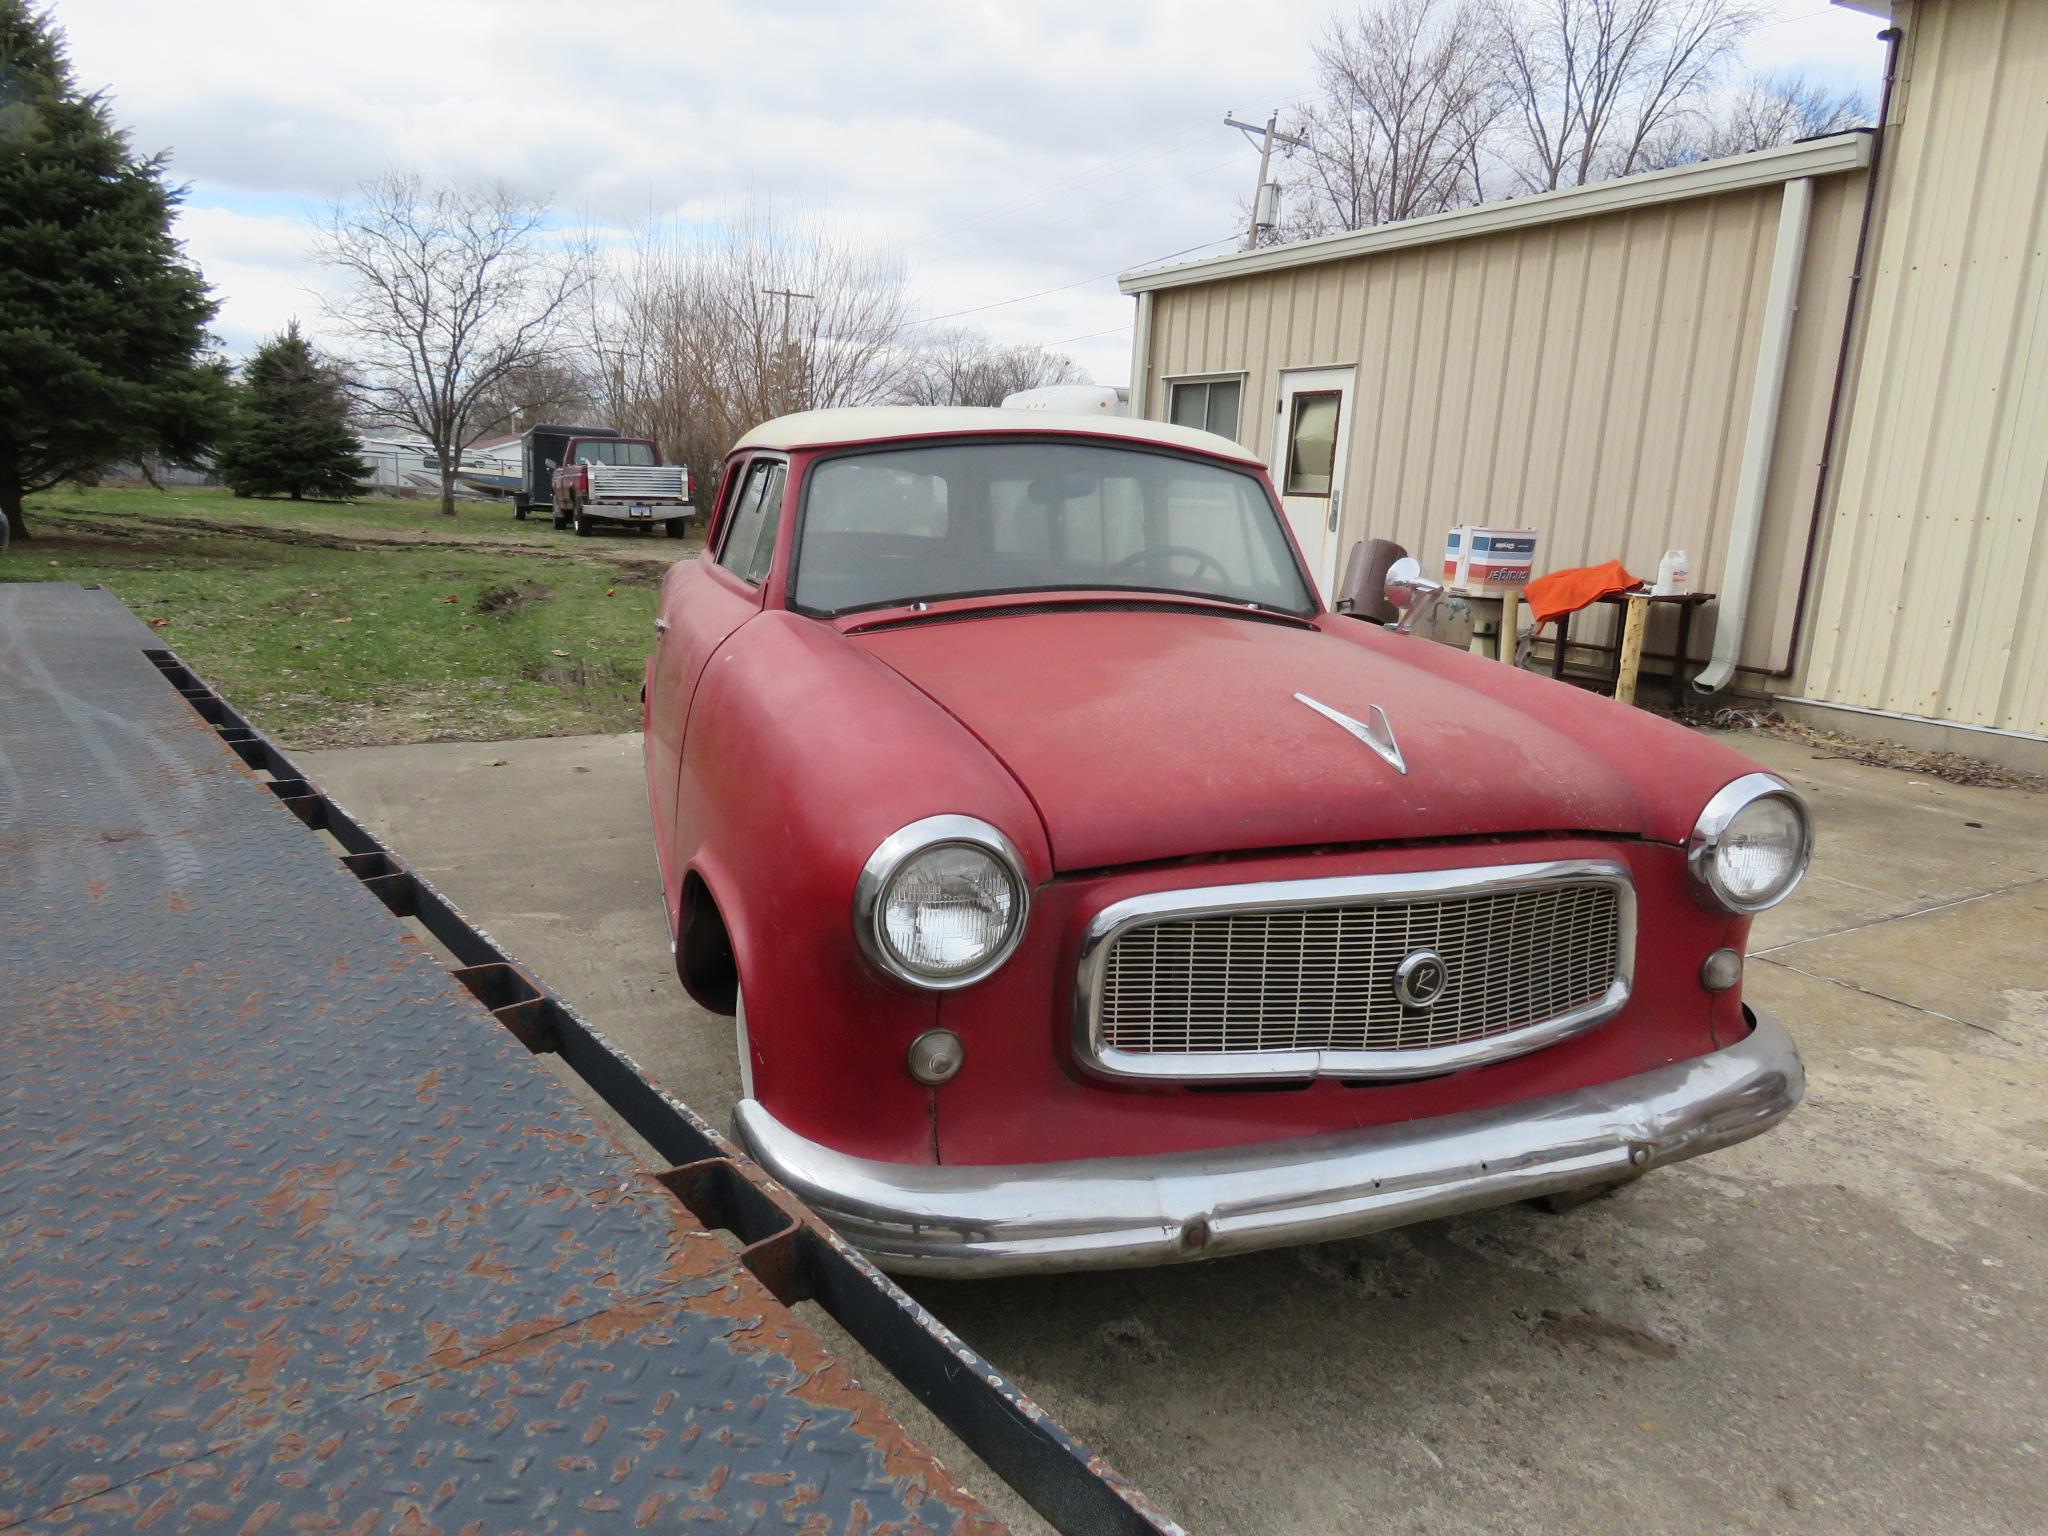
[1224,112,1308,249]
[759,287,815,407]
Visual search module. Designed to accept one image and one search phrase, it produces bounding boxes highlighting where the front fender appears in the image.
[676,610,1049,1164]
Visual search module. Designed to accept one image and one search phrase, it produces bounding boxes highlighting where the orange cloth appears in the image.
[1523,559,1644,628]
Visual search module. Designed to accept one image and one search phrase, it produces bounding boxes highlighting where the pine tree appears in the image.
[0,1,227,542]
[216,324,367,501]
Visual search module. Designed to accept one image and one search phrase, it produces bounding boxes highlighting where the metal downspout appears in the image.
[1746,26,1906,680]
[1696,174,1814,695]
[1129,290,1154,418]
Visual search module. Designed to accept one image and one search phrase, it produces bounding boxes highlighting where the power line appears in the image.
[919,146,1252,274]
[907,121,1228,251]
[1042,322,1135,348]
[902,232,1241,331]
[905,92,1307,256]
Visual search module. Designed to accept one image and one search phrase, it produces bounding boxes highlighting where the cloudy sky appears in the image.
[59,0,1888,386]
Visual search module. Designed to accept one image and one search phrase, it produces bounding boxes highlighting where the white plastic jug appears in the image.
[1654,548,1693,596]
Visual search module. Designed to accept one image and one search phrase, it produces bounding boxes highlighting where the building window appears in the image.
[1168,376,1243,441]
[1283,391,1340,496]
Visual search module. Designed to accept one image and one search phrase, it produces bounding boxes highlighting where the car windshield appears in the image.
[572,441,656,466]
[790,439,1314,616]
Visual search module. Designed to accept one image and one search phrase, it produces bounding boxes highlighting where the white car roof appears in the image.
[730,406,1264,467]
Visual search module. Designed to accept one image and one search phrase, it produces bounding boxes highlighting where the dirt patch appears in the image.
[519,656,596,688]
[475,581,549,615]
[1666,705,2047,792]
[1534,1307,1681,1361]
[42,507,677,568]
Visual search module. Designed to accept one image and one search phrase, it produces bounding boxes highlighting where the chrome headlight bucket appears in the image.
[1688,773,1813,914]
[855,815,1029,989]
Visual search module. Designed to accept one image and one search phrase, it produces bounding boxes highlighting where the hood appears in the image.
[853,607,1655,872]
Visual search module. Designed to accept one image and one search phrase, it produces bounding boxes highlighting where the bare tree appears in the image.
[1278,0,1508,238]
[583,207,914,510]
[464,358,595,438]
[1642,71,1871,166]
[1492,0,1763,192]
[316,173,592,515]
[896,328,1088,406]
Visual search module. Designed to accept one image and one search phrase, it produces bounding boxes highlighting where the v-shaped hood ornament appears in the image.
[1294,693,1407,775]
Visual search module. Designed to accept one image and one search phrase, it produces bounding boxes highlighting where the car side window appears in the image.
[712,461,758,559]
[716,463,770,575]
[716,459,785,587]
[739,462,787,584]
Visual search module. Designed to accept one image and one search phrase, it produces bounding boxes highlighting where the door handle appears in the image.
[1327,488,1341,533]
[653,618,670,634]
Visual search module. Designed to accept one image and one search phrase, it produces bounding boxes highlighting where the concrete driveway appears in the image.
[298,730,2048,1536]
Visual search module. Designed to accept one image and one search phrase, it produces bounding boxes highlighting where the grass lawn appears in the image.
[8,483,698,748]
[23,480,565,542]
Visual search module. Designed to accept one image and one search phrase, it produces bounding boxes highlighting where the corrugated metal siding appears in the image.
[1800,0,2048,734]
[1142,172,1868,672]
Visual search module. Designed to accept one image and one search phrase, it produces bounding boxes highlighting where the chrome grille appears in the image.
[590,464,687,499]
[1086,867,1629,1077]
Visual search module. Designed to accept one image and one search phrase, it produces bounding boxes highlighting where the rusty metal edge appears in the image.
[141,645,1186,1536]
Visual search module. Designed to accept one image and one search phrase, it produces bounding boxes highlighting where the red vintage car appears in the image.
[643,408,1810,1276]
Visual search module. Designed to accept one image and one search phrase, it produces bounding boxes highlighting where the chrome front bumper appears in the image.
[733,1007,1802,1278]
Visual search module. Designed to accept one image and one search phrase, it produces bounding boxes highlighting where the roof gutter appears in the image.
[1695,175,1814,694]
[1118,133,1871,295]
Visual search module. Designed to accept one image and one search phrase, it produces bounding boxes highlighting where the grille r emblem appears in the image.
[1393,949,1449,1009]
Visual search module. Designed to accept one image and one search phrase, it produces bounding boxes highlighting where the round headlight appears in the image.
[856,816,1029,989]
[1688,774,1812,913]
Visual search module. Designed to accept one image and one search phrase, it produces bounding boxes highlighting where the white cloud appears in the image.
[60,0,1889,385]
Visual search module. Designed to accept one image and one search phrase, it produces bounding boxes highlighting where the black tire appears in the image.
[513,497,529,521]
[573,509,592,537]
[665,517,688,538]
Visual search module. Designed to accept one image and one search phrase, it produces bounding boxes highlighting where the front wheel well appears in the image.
[677,871,738,1016]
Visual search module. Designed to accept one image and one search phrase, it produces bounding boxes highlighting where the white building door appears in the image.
[1272,367,1355,603]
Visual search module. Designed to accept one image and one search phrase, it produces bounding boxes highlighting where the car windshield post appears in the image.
[790,439,1316,618]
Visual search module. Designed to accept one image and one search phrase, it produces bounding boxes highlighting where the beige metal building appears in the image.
[1118,0,2046,768]
[1801,0,2048,753]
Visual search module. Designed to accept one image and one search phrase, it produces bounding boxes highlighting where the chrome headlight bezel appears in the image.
[854,815,1030,990]
[1687,773,1813,914]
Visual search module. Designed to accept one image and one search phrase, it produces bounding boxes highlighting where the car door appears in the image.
[1273,366,1356,603]
[646,455,785,914]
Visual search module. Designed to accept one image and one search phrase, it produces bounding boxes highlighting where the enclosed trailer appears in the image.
[516,423,619,518]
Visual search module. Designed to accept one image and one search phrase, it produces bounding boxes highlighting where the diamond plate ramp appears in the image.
[0,584,1009,1534]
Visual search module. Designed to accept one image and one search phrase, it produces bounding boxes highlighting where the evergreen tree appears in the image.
[216,324,367,500]
[0,1,227,542]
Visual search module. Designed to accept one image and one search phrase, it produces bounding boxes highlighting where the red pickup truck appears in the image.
[537,430,694,537]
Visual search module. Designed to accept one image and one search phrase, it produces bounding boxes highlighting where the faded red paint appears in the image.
[643,419,1775,1176]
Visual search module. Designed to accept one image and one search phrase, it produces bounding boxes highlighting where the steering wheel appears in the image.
[1109,545,1230,584]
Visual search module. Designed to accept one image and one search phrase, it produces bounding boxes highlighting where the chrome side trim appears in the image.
[735,1007,1803,1277]
[1071,858,1636,1082]
[853,813,1030,990]
[1687,772,1814,914]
